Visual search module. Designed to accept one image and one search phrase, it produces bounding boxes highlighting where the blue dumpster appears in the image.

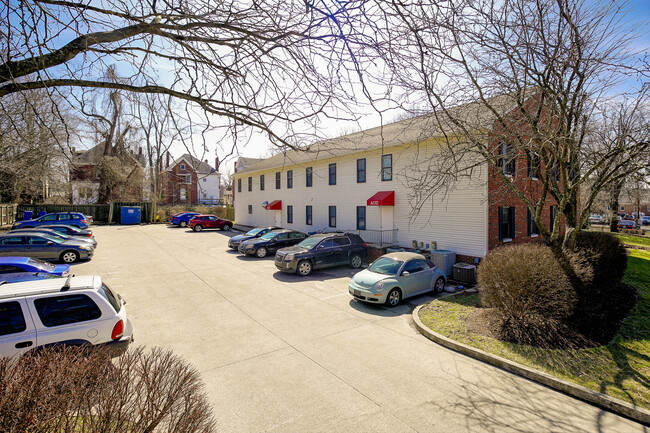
[120,206,141,225]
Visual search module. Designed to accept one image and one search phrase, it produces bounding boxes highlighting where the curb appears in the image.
[412,302,650,426]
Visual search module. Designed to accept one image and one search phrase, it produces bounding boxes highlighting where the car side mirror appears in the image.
[402,271,410,277]
[47,241,53,245]
[318,245,325,250]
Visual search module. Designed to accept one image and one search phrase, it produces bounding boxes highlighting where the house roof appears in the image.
[235,92,526,176]
[72,143,146,167]
[235,157,265,170]
[164,153,218,174]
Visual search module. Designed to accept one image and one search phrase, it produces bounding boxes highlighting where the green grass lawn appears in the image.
[616,234,650,249]
[419,248,650,409]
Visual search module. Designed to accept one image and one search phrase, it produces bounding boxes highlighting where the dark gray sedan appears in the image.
[0,232,94,263]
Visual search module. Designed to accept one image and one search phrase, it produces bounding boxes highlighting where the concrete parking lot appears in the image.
[73,224,644,432]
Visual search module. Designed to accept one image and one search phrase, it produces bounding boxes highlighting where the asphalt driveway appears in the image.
[73,224,644,432]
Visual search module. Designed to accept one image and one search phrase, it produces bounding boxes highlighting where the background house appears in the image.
[70,144,145,204]
[160,154,221,205]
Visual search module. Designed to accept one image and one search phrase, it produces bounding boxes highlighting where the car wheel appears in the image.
[60,250,79,263]
[255,247,268,258]
[350,254,362,268]
[193,225,203,232]
[179,221,187,227]
[221,224,231,231]
[297,260,312,276]
[435,277,445,293]
[385,288,401,307]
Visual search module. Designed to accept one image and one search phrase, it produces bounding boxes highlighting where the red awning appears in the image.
[367,191,395,206]
[265,200,282,210]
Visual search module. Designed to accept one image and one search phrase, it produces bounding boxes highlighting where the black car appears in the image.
[238,229,307,258]
[275,232,367,276]
[228,226,280,250]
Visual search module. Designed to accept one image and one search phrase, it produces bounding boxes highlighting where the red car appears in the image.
[188,215,233,232]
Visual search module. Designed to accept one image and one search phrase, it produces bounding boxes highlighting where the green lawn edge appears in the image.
[419,248,650,409]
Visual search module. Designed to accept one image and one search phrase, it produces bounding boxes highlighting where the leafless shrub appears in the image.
[0,346,216,433]
[477,243,578,347]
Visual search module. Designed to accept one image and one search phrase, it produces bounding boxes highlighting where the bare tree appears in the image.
[0,89,69,202]
[0,0,372,153]
[371,0,649,256]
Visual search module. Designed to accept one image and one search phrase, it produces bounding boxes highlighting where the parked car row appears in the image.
[229,226,448,307]
[13,212,91,230]
[169,213,233,232]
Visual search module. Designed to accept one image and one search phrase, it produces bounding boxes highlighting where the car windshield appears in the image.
[369,257,404,276]
[297,237,323,250]
[261,231,279,240]
[246,228,264,236]
[27,257,55,271]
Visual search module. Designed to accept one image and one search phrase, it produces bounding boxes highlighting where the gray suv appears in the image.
[275,232,367,276]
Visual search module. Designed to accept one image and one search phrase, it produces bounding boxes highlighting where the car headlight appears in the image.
[285,254,295,261]
[79,245,91,251]
[375,281,384,290]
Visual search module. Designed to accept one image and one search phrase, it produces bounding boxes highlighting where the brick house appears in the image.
[159,154,221,205]
[233,92,565,262]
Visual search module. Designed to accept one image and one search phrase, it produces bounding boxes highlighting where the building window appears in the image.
[237,178,241,193]
[499,142,515,176]
[527,209,539,237]
[306,205,312,225]
[287,170,293,189]
[248,176,252,192]
[356,206,366,230]
[180,188,187,201]
[287,205,293,224]
[498,206,515,241]
[260,174,265,191]
[275,172,281,189]
[329,206,336,227]
[357,158,366,183]
[306,167,313,187]
[550,206,557,228]
[329,163,336,185]
[180,163,185,170]
[248,205,252,214]
[528,153,540,180]
[381,154,392,181]
[202,178,206,183]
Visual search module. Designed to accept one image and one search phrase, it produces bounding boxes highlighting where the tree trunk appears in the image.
[609,180,623,233]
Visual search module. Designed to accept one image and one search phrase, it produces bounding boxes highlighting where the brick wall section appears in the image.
[487,94,564,251]
[160,163,199,204]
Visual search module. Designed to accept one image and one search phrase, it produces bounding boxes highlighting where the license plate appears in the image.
[353,290,361,297]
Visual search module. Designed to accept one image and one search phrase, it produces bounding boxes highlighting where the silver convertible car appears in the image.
[349,252,446,307]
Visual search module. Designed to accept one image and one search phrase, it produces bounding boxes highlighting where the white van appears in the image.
[0,276,133,358]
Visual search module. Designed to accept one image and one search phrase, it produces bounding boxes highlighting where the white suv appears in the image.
[0,276,133,358]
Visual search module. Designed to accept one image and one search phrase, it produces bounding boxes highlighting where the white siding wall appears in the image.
[198,173,221,201]
[234,146,488,257]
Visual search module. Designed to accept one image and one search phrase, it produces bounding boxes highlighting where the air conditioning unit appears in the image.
[453,263,477,284]
[430,250,456,277]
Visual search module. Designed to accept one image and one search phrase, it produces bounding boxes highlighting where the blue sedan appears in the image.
[170,212,200,227]
[12,212,90,229]
[0,256,70,276]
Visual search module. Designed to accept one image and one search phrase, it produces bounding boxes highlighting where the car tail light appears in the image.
[62,270,69,277]
[87,233,92,237]
[111,320,124,340]
[363,243,367,247]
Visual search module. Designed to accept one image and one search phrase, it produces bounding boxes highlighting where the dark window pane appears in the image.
[248,177,252,191]
[329,206,336,227]
[357,206,366,230]
[306,206,312,225]
[357,159,366,183]
[287,205,293,224]
[237,178,241,192]
[306,167,313,187]
[381,154,392,181]
[0,301,26,336]
[275,172,281,189]
[34,294,102,327]
[260,174,265,191]
[287,170,293,189]
[329,164,336,185]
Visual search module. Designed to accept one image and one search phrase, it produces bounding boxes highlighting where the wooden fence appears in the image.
[16,202,154,223]
[0,204,17,227]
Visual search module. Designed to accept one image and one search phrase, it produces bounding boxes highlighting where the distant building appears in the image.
[70,144,145,204]
[159,154,221,205]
